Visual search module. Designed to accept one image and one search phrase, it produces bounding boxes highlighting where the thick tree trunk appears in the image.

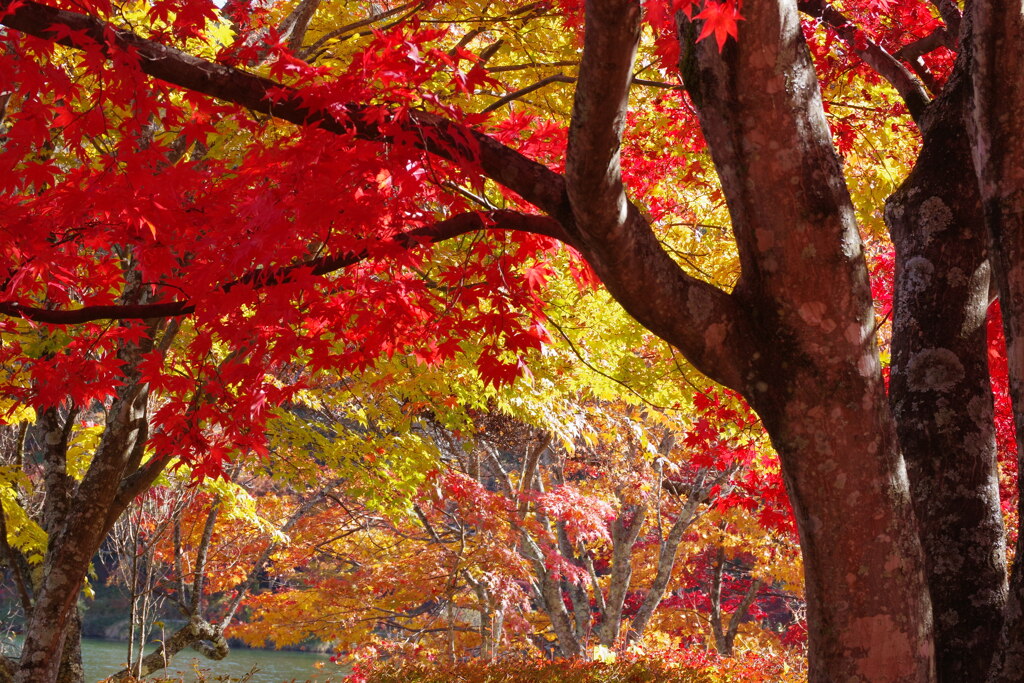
[55,610,83,683]
[887,67,1007,682]
[678,1,934,679]
[751,366,932,682]
[969,1,1024,679]
[16,378,149,682]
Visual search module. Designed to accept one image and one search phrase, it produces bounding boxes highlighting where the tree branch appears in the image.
[0,0,750,390]
[105,616,226,681]
[481,74,576,113]
[0,0,568,218]
[219,492,324,629]
[798,0,932,120]
[191,498,221,615]
[930,0,961,42]
[0,210,569,324]
[566,0,641,237]
[279,0,325,53]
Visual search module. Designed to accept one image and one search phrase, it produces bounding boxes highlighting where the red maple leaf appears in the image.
[695,0,744,51]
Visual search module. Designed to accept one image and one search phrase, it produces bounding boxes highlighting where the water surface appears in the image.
[7,637,343,682]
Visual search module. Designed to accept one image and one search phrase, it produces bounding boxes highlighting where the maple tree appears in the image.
[228,394,800,665]
[1,0,1023,682]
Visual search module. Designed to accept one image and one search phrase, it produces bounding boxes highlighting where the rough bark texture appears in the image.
[887,63,1007,681]
[54,610,83,683]
[969,0,1024,679]
[15,325,153,683]
[679,1,933,679]
[106,617,228,682]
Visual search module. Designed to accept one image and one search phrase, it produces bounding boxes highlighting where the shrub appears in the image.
[344,649,804,683]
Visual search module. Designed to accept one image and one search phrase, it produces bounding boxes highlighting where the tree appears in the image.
[1,1,1023,682]
[231,396,799,663]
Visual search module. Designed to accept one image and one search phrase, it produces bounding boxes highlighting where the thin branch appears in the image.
[301,1,419,57]
[486,60,578,73]
[0,210,569,324]
[481,74,575,113]
[798,0,931,120]
[219,492,325,629]
[191,497,221,614]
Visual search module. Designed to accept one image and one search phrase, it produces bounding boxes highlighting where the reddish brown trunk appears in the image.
[677,1,934,677]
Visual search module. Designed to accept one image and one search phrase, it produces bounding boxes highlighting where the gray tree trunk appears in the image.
[968,0,1024,679]
[887,52,1008,681]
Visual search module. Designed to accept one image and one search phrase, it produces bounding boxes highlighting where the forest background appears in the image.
[0,0,1021,682]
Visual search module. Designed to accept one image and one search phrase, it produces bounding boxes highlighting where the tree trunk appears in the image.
[16,377,150,682]
[678,1,934,678]
[521,532,583,657]
[706,547,763,657]
[595,505,645,646]
[626,495,702,644]
[968,1,1024,679]
[886,63,1007,682]
[55,609,83,683]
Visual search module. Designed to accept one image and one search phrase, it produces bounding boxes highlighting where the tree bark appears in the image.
[678,1,934,679]
[16,320,152,683]
[626,490,704,644]
[106,617,228,681]
[887,58,1007,681]
[54,610,83,683]
[595,505,645,646]
[968,0,1024,679]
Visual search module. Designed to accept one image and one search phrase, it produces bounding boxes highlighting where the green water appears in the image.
[6,638,345,682]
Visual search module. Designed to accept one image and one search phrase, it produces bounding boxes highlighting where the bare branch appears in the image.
[301,1,419,57]
[191,498,221,615]
[481,74,575,113]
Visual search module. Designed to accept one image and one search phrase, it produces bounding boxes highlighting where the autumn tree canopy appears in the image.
[1,0,1023,682]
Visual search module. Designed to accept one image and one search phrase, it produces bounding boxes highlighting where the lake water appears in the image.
[6,638,346,682]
